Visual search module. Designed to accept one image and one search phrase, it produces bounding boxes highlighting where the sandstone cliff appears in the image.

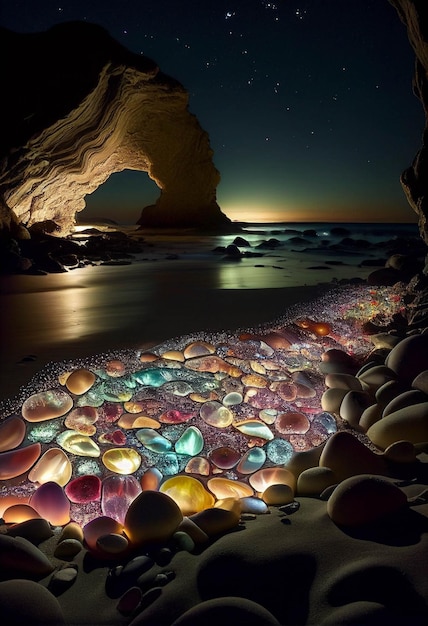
[0,21,231,237]
[389,0,428,247]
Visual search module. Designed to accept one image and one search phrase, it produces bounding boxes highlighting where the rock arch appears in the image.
[0,21,231,237]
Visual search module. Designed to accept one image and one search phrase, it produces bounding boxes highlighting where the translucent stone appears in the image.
[0,443,41,480]
[222,392,243,406]
[183,341,216,359]
[159,409,195,424]
[160,349,185,362]
[64,406,98,435]
[259,409,278,425]
[30,481,71,526]
[65,475,102,503]
[105,359,126,377]
[236,447,266,474]
[241,373,267,388]
[249,467,296,493]
[22,390,73,422]
[140,467,163,491]
[266,438,294,464]
[275,412,310,435]
[136,428,172,453]
[98,429,127,445]
[209,446,241,470]
[56,430,101,457]
[160,476,215,515]
[158,452,179,476]
[133,368,174,387]
[313,411,337,434]
[200,401,233,428]
[296,318,331,336]
[3,504,41,523]
[101,475,142,524]
[65,368,96,395]
[233,420,274,441]
[207,477,254,499]
[0,416,26,452]
[102,448,142,474]
[185,355,241,376]
[28,448,72,486]
[117,413,161,429]
[185,456,210,475]
[174,426,204,456]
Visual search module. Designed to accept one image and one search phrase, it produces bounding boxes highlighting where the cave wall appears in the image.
[389,0,428,246]
[0,22,231,236]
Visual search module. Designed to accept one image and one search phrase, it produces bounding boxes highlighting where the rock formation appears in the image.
[389,0,428,247]
[0,21,231,237]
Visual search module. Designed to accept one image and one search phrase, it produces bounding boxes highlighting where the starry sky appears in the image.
[0,0,424,224]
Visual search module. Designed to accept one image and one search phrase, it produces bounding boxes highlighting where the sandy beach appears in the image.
[1,232,428,626]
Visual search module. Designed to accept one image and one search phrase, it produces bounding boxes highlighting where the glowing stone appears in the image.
[233,420,274,441]
[185,456,210,475]
[117,413,161,429]
[57,430,101,457]
[200,401,233,428]
[124,490,183,547]
[64,406,98,435]
[133,368,173,387]
[209,446,241,469]
[65,475,102,503]
[296,318,331,336]
[140,467,163,491]
[105,360,126,377]
[136,428,172,453]
[222,391,243,406]
[275,411,310,435]
[183,341,216,358]
[0,416,26,452]
[102,448,141,474]
[207,477,254,499]
[0,495,30,517]
[0,443,41,480]
[83,516,124,552]
[266,438,294,464]
[174,426,204,456]
[65,368,96,395]
[249,467,296,494]
[3,504,41,523]
[28,447,72,486]
[30,481,71,526]
[101,475,141,523]
[236,447,266,474]
[22,390,73,422]
[159,409,195,424]
[160,476,215,514]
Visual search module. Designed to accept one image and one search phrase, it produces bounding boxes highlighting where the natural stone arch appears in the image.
[0,21,231,237]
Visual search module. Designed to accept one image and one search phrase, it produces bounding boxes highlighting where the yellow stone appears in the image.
[207,477,254,499]
[160,476,215,515]
[102,448,141,474]
[56,430,101,457]
[28,447,72,486]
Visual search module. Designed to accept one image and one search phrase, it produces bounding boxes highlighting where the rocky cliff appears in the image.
[389,0,428,247]
[0,21,231,237]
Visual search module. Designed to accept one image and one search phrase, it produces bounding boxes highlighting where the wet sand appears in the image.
[0,262,328,401]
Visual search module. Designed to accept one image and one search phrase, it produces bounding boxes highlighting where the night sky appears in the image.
[1,0,424,224]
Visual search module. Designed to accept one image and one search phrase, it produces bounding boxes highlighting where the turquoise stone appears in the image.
[135,428,172,453]
[132,368,174,387]
[236,447,266,474]
[266,438,294,464]
[174,426,204,456]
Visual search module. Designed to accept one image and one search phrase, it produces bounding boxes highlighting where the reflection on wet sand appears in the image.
[0,261,327,400]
